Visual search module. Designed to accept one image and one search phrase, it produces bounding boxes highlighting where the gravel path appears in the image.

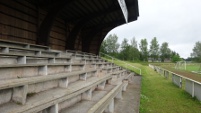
[114,75,141,113]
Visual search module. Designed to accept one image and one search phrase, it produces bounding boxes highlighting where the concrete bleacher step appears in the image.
[87,83,125,113]
[101,66,121,74]
[0,45,61,57]
[0,52,71,65]
[0,68,97,90]
[0,66,132,112]
[2,68,129,110]
[0,40,134,113]
[0,75,113,113]
[0,39,50,50]
[60,85,115,113]
[0,44,106,65]
[0,62,89,80]
[66,50,98,59]
[0,68,98,109]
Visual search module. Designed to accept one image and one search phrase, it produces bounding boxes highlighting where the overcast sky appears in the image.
[106,0,201,59]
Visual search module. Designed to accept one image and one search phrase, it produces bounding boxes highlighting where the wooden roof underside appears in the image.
[30,0,139,54]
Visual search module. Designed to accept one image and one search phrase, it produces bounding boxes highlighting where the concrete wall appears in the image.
[194,82,201,100]
[185,79,193,95]
[185,79,201,101]
[172,74,181,88]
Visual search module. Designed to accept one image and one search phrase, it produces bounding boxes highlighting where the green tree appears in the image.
[130,37,140,61]
[129,46,140,61]
[149,37,159,61]
[100,34,120,56]
[121,38,129,49]
[171,51,181,63]
[119,38,140,61]
[191,41,201,62]
[100,40,107,53]
[130,37,138,49]
[139,39,148,61]
[119,38,129,60]
[160,42,171,62]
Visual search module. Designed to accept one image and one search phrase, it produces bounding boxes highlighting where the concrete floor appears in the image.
[114,75,141,113]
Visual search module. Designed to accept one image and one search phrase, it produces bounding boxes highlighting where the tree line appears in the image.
[190,41,201,62]
[100,34,181,62]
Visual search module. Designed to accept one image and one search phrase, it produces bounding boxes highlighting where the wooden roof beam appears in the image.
[36,0,74,46]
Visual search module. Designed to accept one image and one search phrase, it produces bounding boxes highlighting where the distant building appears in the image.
[148,58,162,62]
[164,58,171,62]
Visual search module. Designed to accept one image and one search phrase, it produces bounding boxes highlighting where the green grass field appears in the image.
[110,60,201,113]
[169,63,201,72]
[186,64,201,72]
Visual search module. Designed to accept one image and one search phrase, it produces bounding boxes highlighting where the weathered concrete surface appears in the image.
[0,89,12,105]
[114,75,141,113]
[194,82,201,101]
[185,79,193,96]
[60,86,112,113]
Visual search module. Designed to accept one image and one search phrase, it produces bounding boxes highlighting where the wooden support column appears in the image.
[66,19,89,50]
[37,0,73,46]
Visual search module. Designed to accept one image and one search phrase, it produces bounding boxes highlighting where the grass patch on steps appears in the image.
[111,61,201,113]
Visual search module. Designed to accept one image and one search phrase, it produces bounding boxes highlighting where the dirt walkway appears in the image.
[114,75,141,113]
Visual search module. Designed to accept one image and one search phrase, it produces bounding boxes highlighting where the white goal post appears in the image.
[175,61,186,70]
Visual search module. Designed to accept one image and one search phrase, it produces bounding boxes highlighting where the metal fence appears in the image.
[149,64,201,101]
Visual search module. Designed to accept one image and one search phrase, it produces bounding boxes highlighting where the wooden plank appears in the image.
[0,5,37,23]
[0,12,37,29]
[50,32,66,41]
[51,27,66,35]
[50,39,65,46]
[51,45,65,51]
[0,1,37,17]
[0,35,36,44]
[15,0,37,10]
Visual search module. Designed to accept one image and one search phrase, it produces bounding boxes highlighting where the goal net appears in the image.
[175,61,186,70]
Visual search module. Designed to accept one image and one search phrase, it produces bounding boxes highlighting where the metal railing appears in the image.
[99,52,141,75]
